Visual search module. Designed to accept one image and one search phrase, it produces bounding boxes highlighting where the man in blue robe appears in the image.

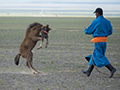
[82,8,116,78]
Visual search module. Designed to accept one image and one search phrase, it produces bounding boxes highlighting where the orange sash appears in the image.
[91,37,107,43]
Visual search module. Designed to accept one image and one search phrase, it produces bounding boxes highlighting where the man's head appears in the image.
[94,8,103,17]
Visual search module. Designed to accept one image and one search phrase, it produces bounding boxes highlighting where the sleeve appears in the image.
[84,20,98,35]
[108,21,113,36]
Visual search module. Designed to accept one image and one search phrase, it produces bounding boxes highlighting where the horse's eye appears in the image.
[33,28,36,30]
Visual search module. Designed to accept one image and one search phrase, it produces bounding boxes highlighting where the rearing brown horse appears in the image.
[14,22,48,74]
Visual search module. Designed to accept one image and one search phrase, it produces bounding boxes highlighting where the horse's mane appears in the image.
[26,22,41,32]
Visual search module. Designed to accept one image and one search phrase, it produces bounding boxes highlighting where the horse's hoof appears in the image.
[33,71,42,74]
[33,72,37,74]
[37,46,42,50]
[33,72,35,74]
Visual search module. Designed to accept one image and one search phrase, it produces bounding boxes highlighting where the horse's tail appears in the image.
[14,53,21,65]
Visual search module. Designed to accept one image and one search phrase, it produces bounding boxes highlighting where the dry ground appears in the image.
[0,17,120,90]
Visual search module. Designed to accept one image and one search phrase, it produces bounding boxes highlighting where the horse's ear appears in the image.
[46,24,49,27]
[41,26,45,29]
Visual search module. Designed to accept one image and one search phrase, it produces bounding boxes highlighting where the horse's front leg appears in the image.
[45,37,49,48]
[37,38,44,49]
[32,36,41,41]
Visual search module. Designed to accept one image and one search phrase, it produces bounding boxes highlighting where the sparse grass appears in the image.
[113,62,120,66]
[45,87,49,90]
[0,79,2,84]
[73,82,81,88]
[0,17,120,90]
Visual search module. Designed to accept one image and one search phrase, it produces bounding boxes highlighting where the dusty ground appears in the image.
[0,17,120,90]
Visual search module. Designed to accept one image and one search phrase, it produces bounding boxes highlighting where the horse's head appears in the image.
[41,24,51,38]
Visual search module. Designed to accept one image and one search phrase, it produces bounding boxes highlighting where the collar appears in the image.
[44,31,48,34]
[97,15,103,19]
[43,28,49,34]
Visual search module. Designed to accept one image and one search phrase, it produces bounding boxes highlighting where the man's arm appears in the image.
[84,20,98,35]
[108,21,113,36]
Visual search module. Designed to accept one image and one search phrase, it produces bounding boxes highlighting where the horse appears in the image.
[37,24,51,49]
[14,22,51,74]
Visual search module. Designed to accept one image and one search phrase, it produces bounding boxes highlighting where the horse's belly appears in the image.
[19,39,36,51]
[26,40,37,49]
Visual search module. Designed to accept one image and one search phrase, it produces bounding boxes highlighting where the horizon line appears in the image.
[0,2,120,4]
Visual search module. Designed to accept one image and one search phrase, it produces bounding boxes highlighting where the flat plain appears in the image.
[0,17,120,90]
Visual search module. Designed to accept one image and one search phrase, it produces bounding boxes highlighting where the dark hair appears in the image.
[94,8,103,15]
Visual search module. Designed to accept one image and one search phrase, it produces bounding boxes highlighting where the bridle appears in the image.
[43,28,49,34]
[44,31,48,34]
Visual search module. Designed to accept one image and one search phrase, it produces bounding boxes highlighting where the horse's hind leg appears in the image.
[45,38,49,48]
[26,61,30,68]
[21,53,30,69]
[28,52,42,74]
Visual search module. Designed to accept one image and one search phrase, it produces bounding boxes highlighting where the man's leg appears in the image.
[105,64,116,78]
[85,54,92,62]
[82,55,94,77]
[82,65,94,77]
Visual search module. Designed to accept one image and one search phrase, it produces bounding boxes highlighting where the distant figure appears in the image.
[82,8,116,78]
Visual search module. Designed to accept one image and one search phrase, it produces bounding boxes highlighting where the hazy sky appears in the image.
[0,0,120,16]
[0,0,120,11]
[0,0,120,2]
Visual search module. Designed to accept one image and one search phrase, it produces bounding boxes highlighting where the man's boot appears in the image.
[105,64,116,78]
[82,65,94,77]
[85,57,90,62]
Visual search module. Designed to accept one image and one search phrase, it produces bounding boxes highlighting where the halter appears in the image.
[44,31,48,34]
[43,28,48,34]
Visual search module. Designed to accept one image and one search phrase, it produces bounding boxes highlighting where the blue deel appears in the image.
[84,15,113,68]
[86,42,110,68]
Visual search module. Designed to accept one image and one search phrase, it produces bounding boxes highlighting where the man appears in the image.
[82,8,116,78]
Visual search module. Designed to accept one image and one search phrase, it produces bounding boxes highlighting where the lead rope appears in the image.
[92,54,109,75]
